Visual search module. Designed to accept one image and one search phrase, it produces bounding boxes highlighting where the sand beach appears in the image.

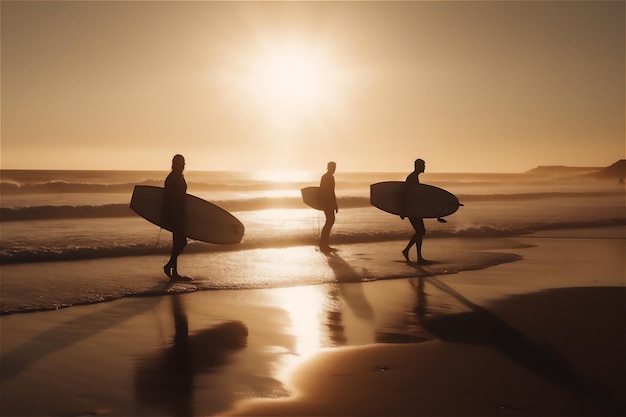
[1,226,624,416]
[3,0,625,414]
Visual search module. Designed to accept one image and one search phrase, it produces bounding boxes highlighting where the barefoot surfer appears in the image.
[163,154,190,280]
[319,161,338,253]
[402,159,431,264]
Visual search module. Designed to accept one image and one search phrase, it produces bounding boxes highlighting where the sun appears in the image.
[258,50,325,107]
[242,41,339,117]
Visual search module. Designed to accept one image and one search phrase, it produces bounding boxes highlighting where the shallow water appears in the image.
[1,169,624,314]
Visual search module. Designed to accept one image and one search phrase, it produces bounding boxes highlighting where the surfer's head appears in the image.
[327,161,336,174]
[172,154,185,173]
[415,159,425,173]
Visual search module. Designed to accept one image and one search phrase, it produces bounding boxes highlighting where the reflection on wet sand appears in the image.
[1,283,167,383]
[323,251,376,347]
[272,251,378,372]
[324,251,374,320]
[298,254,622,415]
[134,295,248,417]
[408,270,623,415]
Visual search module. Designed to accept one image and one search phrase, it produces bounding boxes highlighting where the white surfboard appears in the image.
[370,181,461,218]
[130,186,244,244]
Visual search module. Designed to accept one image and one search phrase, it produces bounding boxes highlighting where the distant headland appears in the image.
[524,159,625,181]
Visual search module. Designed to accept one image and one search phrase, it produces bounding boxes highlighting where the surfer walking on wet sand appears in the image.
[402,158,431,264]
[163,154,190,280]
[319,161,338,253]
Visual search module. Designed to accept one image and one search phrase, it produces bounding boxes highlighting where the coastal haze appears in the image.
[2,0,624,173]
[1,2,625,417]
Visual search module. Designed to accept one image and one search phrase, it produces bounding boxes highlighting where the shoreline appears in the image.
[1,227,624,416]
[224,227,625,416]
[224,285,625,416]
[1,233,528,315]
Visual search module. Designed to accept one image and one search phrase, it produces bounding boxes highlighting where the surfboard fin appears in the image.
[437,217,447,223]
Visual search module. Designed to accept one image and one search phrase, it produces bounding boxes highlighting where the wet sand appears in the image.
[226,286,625,417]
[1,227,624,416]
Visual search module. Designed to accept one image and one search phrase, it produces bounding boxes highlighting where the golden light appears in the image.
[211,34,360,170]
[277,286,325,356]
[252,170,317,184]
[238,40,341,120]
[271,285,328,382]
[257,49,327,107]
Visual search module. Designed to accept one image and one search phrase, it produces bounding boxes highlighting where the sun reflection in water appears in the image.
[252,170,317,184]
[272,285,329,379]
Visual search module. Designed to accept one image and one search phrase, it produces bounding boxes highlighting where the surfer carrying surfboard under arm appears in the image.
[319,161,339,253]
[163,154,190,280]
[401,158,432,264]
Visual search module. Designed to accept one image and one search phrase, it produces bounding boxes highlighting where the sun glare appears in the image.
[259,51,325,107]
[240,41,339,118]
[272,285,327,381]
[253,170,317,183]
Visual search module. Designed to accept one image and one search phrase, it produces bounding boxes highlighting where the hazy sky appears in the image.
[2,1,624,173]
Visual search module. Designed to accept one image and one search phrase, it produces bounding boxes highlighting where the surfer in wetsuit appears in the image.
[319,161,338,253]
[163,154,189,280]
[402,158,431,264]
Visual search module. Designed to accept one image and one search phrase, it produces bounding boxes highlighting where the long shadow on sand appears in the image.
[323,251,374,321]
[408,266,625,415]
[321,251,375,346]
[0,282,170,382]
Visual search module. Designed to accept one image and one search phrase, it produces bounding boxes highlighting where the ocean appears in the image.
[1,169,624,315]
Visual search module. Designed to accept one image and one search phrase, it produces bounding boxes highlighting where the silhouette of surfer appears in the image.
[163,154,190,280]
[319,161,338,253]
[402,159,431,264]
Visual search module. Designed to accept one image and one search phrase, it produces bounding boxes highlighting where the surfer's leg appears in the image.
[402,237,415,262]
[413,218,430,263]
[164,237,175,278]
[406,217,427,262]
[320,209,335,250]
[403,217,419,261]
[173,234,187,273]
[416,236,424,261]
[166,231,187,278]
[164,264,173,278]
